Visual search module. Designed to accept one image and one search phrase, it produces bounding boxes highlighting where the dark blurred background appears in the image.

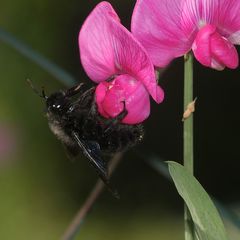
[0,0,240,239]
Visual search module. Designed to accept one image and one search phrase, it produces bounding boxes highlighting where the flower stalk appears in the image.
[184,53,194,173]
[61,152,124,240]
[183,53,195,240]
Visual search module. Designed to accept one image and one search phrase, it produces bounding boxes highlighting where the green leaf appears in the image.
[167,161,229,240]
[143,155,240,230]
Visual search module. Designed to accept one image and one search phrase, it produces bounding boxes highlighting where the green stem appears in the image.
[61,152,124,240]
[184,53,194,173]
[183,53,194,240]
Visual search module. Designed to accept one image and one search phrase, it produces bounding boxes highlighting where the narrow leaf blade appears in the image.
[168,161,228,240]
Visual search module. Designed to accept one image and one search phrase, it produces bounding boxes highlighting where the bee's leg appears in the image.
[65,83,85,97]
[80,87,96,103]
[104,101,128,133]
[114,101,128,121]
[106,74,118,82]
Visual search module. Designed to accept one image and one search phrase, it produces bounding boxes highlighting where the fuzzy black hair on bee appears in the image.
[30,81,144,197]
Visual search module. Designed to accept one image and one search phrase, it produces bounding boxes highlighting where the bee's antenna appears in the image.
[41,87,47,99]
[27,79,48,99]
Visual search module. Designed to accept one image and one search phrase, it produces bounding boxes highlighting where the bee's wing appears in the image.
[72,131,119,198]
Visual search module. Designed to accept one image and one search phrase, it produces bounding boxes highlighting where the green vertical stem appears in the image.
[184,53,194,172]
[184,53,194,240]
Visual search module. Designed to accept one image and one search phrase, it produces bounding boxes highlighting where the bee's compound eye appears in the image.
[52,104,61,109]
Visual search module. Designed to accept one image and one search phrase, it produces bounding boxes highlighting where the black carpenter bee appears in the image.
[29,81,144,196]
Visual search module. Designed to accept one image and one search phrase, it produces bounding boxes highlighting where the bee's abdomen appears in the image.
[100,124,144,154]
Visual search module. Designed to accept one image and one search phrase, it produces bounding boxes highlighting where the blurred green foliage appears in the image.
[0,0,240,240]
[0,1,184,239]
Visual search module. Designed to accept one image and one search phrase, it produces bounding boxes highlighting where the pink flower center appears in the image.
[95,74,151,124]
[192,24,239,70]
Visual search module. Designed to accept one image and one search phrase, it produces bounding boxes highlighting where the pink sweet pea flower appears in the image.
[79,1,164,124]
[131,0,240,70]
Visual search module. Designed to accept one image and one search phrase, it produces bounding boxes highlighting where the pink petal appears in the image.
[198,0,219,24]
[79,2,120,82]
[102,82,125,118]
[95,81,110,119]
[192,0,240,44]
[131,0,200,67]
[79,1,163,103]
[192,24,239,70]
[192,25,214,67]
[95,75,150,124]
[228,31,240,45]
[215,0,240,43]
[114,75,150,124]
[211,30,239,69]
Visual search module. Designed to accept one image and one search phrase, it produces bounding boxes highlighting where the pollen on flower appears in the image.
[108,85,114,90]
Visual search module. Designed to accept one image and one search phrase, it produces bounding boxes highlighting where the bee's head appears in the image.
[46,91,69,115]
